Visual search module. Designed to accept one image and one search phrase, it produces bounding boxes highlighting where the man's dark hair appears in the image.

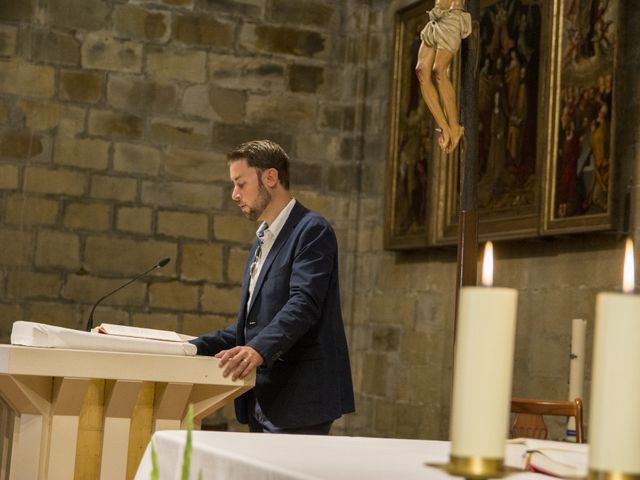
[228,140,290,189]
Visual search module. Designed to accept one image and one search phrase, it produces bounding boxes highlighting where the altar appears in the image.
[134,431,587,480]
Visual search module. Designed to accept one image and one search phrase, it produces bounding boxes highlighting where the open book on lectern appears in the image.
[94,323,192,342]
[10,321,197,356]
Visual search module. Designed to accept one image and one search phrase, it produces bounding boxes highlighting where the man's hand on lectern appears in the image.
[216,346,264,381]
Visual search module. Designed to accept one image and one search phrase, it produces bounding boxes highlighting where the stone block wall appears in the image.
[0,0,359,431]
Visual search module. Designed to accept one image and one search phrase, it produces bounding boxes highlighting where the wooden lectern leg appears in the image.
[100,380,142,480]
[189,384,247,427]
[48,377,90,480]
[1,376,89,480]
[0,375,51,480]
[153,383,193,431]
[11,414,44,480]
[0,401,13,478]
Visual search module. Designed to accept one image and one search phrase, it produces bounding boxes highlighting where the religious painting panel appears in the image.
[542,0,619,234]
[385,1,445,250]
[435,0,552,244]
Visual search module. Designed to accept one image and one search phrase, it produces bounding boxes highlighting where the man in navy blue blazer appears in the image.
[190,140,355,434]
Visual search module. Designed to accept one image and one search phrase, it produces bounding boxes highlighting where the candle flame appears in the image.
[482,241,494,287]
[623,238,635,293]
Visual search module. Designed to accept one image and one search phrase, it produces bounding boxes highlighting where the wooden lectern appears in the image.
[0,345,254,480]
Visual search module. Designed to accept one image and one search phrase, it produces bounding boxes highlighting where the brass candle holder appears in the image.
[588,470,640,480]
[427,454,518,479]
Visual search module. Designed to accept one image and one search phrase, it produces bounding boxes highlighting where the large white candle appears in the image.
[450,242,518,461]
[589,239,640,474]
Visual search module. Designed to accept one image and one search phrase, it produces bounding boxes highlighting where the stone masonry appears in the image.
[0,0,359,440]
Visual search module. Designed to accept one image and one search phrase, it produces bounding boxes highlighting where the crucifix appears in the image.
[416,0,480,342]
[415,0,472,154]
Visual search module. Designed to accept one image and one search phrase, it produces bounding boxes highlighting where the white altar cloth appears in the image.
[135,431,586,480]
[10,321,197,356]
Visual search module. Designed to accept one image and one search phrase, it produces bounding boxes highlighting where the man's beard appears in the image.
[244,179,271,221]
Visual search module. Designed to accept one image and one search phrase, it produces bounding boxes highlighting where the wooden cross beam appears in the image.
[454,0,480,341]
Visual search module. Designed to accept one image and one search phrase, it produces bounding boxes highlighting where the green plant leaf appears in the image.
[181,404,194,480]
[150,440,159,480]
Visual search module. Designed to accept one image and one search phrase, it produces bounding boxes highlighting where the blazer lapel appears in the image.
[238,241,259,339]
[247,202,307,315]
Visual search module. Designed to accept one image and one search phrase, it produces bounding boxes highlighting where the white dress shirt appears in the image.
[247,198,296,307]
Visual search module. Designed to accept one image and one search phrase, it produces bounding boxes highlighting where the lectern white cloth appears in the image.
[135,431,571,480]
[10,321,197,356]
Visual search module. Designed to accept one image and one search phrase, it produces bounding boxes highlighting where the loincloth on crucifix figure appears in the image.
[416,0,472,154]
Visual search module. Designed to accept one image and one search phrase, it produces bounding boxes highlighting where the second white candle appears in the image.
[449,286,518,460]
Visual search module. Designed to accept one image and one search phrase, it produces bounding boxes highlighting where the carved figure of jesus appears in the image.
[415,0,471,154]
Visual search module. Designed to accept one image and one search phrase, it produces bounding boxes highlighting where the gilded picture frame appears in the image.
[542,0,619,234]
[384,0,620,250]
[384,1,438,250]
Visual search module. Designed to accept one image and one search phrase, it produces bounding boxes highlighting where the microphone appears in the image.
[85,258,171,332]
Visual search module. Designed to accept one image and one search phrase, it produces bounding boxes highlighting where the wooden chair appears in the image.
[510,397,584,443]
